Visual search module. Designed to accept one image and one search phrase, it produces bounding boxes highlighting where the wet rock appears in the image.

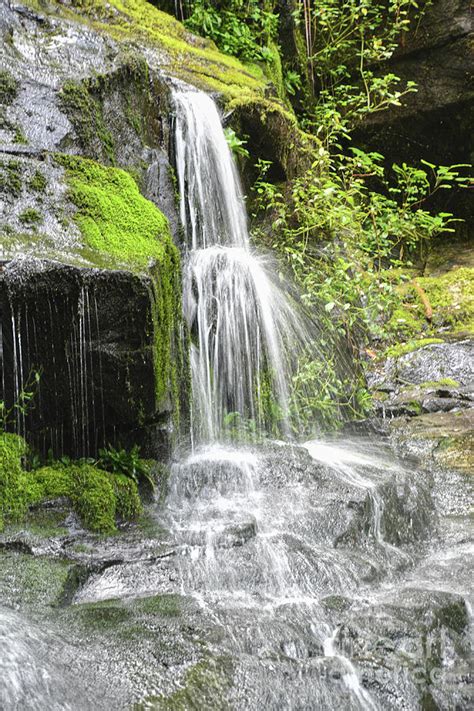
[355,0,473,229]
[0,4,186,458]
[373,381,474,419]
[393,340,474,387]
[0,257,175,458]
[372,340,474,390]
[390,410,474,471]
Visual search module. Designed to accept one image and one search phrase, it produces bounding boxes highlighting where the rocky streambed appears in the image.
[1,412,472,709]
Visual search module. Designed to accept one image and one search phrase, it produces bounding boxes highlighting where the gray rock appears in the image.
[394,340,474,386]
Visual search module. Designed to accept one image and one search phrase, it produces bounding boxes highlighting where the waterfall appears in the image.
[174,89,314,443]
[168,88,385,709]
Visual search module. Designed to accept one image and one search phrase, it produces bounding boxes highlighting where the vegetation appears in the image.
[12,0,471,437]
[0,69,19,104]
[29,170,47,192]
[57,154,172,266]
[19,208,42,226]
[0,159,23,198]
[0,431,144,534]
[184,0,278,63]
[98,444,156,492]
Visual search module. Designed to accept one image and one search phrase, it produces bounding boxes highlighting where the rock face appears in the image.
[0,258,177,458]
[0,1,193,458]
[356,0,473,227]
[368,338,474,471]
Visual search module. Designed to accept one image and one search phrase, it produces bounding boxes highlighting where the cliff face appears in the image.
[0,0,207,457]
[355,0,473,226]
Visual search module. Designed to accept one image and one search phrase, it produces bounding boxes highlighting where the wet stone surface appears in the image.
[1,437,472,710]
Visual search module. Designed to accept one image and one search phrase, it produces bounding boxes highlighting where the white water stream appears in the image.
[174,89,317,443]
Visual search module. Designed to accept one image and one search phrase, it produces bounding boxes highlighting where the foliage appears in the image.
[97,444,155,492]
[289,0,429,145]
[252,149,469,428]
[224,127,249,158]
[184,0,279,63]
[0,371,41,432]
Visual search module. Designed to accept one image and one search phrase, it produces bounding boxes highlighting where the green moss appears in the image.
[227,95,318,177]
[417,268,474,334]
[19,208,42,226]
[57,154,172,267]
[113,472,142,521]
[0,159,23,197]
[0,446,142,534]
[385,338,444,359]
[59,79,115,163]
[73,599,133,630]
[13,126,28,144]
[0,552,70,609]
[419,378,460,389]
[67,464,117,533]
[29,463,143,534]
[0,432,29,530]
[385,267,474,356]
[134,593,181,617]
[386,304,425,341]
[0,70,18,104]
[29,170,47,192]
[141,657,232,710]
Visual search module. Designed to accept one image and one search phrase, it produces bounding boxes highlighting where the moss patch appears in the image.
[0,552,70,608]
[56,154,172,268]
[384,266,474,356]
[29,170,47,192]
[417,268,474,334]
[19,208,42,226]
[0,70,19,104]
[0,159,23,197]
[134,593,181,617]
[140,656,232,710]
[0,433,142,534]
[29,463,142,534]
[59,79,115,163]
[385,338,444,359]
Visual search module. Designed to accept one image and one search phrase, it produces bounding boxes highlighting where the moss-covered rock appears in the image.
[24,0,267,100]
[228,95,319,180]
[390,410,474,472]
[0,432,143,534]
[57,154,174,268]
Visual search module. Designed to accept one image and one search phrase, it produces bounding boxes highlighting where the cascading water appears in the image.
[167,88,400,708]
[174,89,316,443]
